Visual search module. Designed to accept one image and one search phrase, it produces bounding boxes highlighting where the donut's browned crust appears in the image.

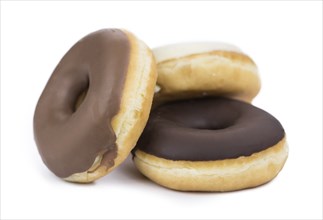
[154,51,261,106]
[133,137,288,191]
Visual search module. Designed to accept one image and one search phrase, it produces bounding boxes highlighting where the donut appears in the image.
[153,42,261,106]
[133,97,288,191]
[34,29,157,183]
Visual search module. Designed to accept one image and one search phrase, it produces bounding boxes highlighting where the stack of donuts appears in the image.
[34,29,288,191]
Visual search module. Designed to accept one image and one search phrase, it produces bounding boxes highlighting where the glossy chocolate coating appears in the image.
[135,97,285,160]
[34,29,130,178]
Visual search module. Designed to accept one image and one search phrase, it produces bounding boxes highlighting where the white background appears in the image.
[1,1,322,219]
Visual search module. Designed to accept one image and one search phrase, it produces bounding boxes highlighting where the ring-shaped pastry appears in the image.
[153,42,261,106]
[133,97,288,191]
[34,29,157,183]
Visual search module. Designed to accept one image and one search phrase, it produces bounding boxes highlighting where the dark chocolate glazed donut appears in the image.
[135,97,285,161]
[34,29,130,178]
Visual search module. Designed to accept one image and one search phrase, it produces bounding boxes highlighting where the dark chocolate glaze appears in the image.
[34,29,130,178]
[135,97,285,161]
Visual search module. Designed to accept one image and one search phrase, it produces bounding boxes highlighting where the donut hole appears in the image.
[74,88,88,112]
[191,122,232,130]
[185,118,235,131]
[163,98,240,131]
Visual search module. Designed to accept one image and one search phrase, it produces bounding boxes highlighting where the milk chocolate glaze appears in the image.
[135,97,285,160]
[34,29,130,177]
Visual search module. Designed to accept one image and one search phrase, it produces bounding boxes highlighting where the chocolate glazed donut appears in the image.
[34,29,157,183]
[133,97,288,191]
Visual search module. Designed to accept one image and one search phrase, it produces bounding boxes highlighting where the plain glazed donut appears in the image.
[133,97,288,191]
[34,29,157,183]
[153,42,261,105]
